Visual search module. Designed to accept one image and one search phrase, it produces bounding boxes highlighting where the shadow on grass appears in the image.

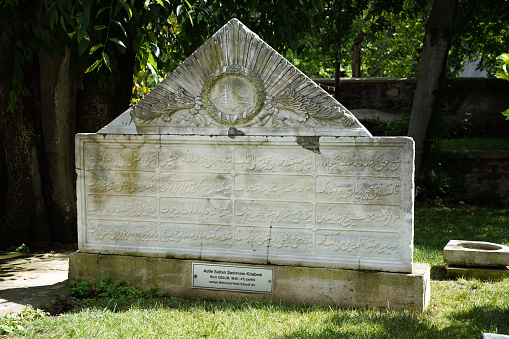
[277,310,435,338]
[430,265,448,281]
[452,304,509,333]
[73,294,509,339]
[276,304,509,338]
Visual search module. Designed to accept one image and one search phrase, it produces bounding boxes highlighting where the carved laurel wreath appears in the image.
[201,65,265,126]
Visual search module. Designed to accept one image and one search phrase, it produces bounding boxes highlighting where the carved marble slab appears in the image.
[76,134,414,272]
[99,19,370,137]
[77,19,415,274]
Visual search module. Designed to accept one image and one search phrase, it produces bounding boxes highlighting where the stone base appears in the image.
[69,252,430,311]
[443,240,509,267]
[446,265,509,280]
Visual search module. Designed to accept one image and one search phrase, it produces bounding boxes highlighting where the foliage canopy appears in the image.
[3,0,509,104]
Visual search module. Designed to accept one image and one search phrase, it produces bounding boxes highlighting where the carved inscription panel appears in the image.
[76,134,414,272]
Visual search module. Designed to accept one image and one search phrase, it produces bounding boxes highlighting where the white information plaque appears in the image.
[192,263,273,294]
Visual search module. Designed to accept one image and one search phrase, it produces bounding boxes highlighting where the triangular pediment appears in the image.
[99,19,370,137]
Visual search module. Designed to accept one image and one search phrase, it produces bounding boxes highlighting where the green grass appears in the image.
[414,204,509,278]
[3,205,509,338]
[441,138,509,151]
[8,281,509,338]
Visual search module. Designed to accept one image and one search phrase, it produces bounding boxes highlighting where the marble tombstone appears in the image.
[75,19,415,274]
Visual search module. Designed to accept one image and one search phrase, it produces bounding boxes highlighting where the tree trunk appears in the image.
[407,0,458,173]
[352,33,363,77]
[34,5,79,243]
[39,47,78,243]
[0,31,14,223]
[0,1,135,249]
[0,33,51,247]
[76,51,135,133]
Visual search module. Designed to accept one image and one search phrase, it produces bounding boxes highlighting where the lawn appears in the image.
[2,204,509,338]
[441,138,509,151]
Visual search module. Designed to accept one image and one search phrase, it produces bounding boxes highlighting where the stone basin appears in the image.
[443,240,509,268]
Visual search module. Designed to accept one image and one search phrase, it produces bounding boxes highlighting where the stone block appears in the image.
[443,240,509,267]
[484,334,509,339]
[446,265,509,280]
[76,134,414,273]
[69,252,430,310]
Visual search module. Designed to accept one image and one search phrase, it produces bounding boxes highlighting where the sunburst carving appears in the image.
[128,18,368,136]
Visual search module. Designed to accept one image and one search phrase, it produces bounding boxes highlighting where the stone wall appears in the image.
[314,77,509,137]
[452,150,509,206]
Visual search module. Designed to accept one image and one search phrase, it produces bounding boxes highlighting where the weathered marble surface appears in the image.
[76,134,414,272]
[77,19,415,275]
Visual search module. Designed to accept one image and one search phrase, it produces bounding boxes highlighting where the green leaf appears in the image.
[112,20,127,37]
[155,0,164,6]
[148,52,157,69]
[148,31,157,43]
[85,59,102,73]
[8,89,17,112]
[115,0,124,14]
[60,15,66,30]
[78,13,89,30]
[89,43,104,54]
[149,42,160,57]
[147,62,157,77]
[78,39,89,55]
[82,0,92,18]
[98,73,107,89]
[109,38,127,49]
[502,108,509,120]
[102,52,111,71]
[136,70,146,84]
[494,72,509,81]
[122,1,133,20]
[49,8,59,29]
[77,28,90,42]
[93,25,108,30]
[177,4,184,16]
[96,5,110,18]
